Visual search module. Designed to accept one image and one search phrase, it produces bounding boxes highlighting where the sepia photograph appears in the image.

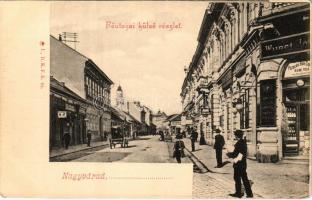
[47,1,310,198]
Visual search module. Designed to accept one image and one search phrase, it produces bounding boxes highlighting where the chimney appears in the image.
[58,34,62,42]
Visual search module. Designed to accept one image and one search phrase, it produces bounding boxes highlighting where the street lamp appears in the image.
[232,97,243,113]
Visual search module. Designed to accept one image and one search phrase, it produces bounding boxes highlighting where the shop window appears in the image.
[260,79,276,127]
[284,88,310,102]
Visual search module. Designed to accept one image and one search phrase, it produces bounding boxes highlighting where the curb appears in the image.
[49,137,138,159]
[49,143,109,159]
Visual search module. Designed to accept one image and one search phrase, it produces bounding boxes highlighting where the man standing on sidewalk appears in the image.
[227,129,253,198]
[87,130,92,147]
[64,132,71,149]
[214,128,225,168]
[190,128,196,151]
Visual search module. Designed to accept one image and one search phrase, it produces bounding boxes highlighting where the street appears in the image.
[73,136,177,163]
[50,135,309,198]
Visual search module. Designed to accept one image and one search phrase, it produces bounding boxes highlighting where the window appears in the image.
[220,115,224,128]
[240,89,250,129]
[227,102,231,130]
[260,79,276,127]
[211,94,214,130]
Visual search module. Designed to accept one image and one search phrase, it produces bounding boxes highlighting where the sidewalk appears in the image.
[182,138,310,198]
[50,140,109,158]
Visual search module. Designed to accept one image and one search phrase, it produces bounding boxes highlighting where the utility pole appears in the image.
[59,32,79,50]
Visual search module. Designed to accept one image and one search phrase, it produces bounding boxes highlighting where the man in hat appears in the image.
[173,133,185,163]
[227,129,253,198]
[87,130,92,147]
[190,128,196,151]
[214,128,225,168]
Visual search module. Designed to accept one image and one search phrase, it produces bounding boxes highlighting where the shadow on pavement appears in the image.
[126,145,137,148]
[135,137,151,140]
[221,161,231,167]
[192,149,202,152]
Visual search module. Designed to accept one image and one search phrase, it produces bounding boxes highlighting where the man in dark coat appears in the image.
[63,132,71,149]
[227,130,253,198]
[87,130,92,147]
[173,134,185,163]
[214,128,225,168]
[195,130,199,142]
[190,128,196,151]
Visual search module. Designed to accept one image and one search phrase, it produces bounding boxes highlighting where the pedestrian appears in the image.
[227,129,253,198]
[182,130,186,138]
[160,131,164,141]
[63,132,71,149]
[199,131,207,145]
[214,128,225,168]
[173,134,185,163]
[87,130,92,147]
[195,129,199,142]
[190,128,196,151]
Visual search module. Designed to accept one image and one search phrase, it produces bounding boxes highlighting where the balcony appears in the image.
[196,76,209,92]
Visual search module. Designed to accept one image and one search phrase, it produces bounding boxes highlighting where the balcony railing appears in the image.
[196,76,209,91]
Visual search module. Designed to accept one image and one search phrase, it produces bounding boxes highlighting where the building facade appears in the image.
[127,101,154,135]
[50,35,113,145]
[50,77,88,150]
[167,114,182,135]
[152,110,168,130]
[181,3,310,162]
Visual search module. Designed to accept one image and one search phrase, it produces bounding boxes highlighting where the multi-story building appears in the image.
[152,110,168,130]
[181,3,310,162]
[127,101,154,135]
[50,35,113,144]
[50,76,88,150]
[166,114,182,135]
[113,85,142,138]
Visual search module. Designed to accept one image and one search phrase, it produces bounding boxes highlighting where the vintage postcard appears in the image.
[0,1,311,198]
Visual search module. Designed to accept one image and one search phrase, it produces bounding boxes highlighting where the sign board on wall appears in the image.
[284,61,310,78]
[261,32,310,60]
[57,111,67,118]
[65,103,75,112]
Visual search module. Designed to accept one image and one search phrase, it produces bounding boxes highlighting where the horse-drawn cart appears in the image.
[109,137,129,148]
[109,127,129,149]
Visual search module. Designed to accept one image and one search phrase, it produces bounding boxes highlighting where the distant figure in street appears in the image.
[199,131,207,145]
[173,134,185,163]
[87,130,92,147]
[227,130,253,198]
[182,130,186,138]
[214,128,225,168]
[195,130,199,142]
[190,128,196,151]
[160,131,164,141]
[63,132,71,149]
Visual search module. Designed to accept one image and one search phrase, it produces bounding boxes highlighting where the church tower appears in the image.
[116,85,125,110]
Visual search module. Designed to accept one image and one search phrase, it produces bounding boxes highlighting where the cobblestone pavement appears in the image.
[181,138,310,199]
[193,172,234,199]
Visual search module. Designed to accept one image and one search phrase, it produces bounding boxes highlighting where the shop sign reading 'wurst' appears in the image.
[261,32,310,60]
